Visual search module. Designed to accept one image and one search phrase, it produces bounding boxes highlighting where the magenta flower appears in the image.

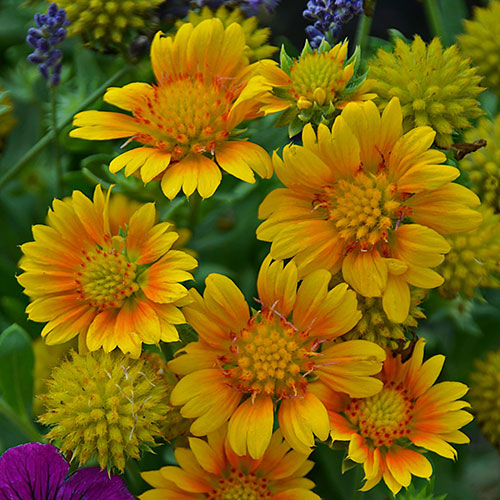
[0,443,134,500]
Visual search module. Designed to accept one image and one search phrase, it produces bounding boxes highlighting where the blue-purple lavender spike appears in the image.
[26,2,69,87]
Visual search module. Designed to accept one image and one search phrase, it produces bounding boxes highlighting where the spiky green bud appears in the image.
[39,350,170,472]
[369,36,483,148]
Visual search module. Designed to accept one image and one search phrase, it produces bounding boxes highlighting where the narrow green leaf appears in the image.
[0,324,34,418]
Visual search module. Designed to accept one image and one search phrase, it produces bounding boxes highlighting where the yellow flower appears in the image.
[257,98,482,322]
[437,206,500,299]
[179,5,277,61]
[369,36,483,148]
[168,255,385,459]
[469,347,500,450]
[140,425,321,500]
[459,0,500,97]
[461,115,500,212]
[18,186,197,357]
[39,350,170,472]
[254,40,374,136]
[70,19,273,200]
[326,339,473,495]
[56,0,162,49]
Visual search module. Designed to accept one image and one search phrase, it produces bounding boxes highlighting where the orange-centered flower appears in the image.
[257,98,482,322]
[325,339,473,495]
[140,425,321,500]
[69,19,273,199]
[168,256,385,459]
[18,186,197,357]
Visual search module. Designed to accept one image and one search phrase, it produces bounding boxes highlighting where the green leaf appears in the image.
[0,324,34,418]
[279,45,294,75]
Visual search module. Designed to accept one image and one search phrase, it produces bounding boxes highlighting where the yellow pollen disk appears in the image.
[75,246,139,311]
[223,310,316,399]
[319,172,404,251]
[206,468,271,500]
[345,382,414,448]
[133,73,232,162]
[290,50,352,109]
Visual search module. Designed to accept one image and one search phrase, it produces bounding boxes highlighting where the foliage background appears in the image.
[0,0,499,499]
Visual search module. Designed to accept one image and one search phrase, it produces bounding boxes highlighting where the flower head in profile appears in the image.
[140,425,320,500]
[326,339,473,495]
[70,19,273,200]
[39,350,170,472]
[369,36,483,148]
[18,185,197,356]
[256,40,374,136]
[0,442,133,500]
[168,256,385,459]
[257,98,482,322]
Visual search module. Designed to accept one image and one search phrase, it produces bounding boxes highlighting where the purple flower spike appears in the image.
[0,443,135,500]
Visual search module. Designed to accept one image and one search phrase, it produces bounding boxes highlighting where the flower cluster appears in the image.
[7,2,493,498]
[26,3,69,87]
[304,0,364,47]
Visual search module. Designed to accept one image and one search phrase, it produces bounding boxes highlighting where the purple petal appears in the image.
[0,443,68,500]
[56,468,135,500]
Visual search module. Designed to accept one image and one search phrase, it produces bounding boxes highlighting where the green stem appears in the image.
[188,192,202,230]
[423,0,446,41]
[352,465,363,500]
[125,460,145,493]
[50,86,62,197]
[355,2,376,54]
[0,399,44,442]
[0,64,133,190]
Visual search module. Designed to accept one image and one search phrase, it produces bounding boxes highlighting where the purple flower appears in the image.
[26,3,69,87]
[0,443,134,500]
[304,0,363,47]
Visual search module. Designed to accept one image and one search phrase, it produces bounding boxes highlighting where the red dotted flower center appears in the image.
[75,247,139,311]
[345,381,414,448]
[206,469,272,500]
[220,310,317,399]
[132,73,233,161]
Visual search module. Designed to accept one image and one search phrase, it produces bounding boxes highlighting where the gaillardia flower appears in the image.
[469,346,500,449]
[257,98,482,322]
[461,115,500,213]
[0,442,133,500]
[437,206,500,299]
[18,185,197,356]
[169,256,385,459]
[459,0,500,97]
[256,40,374,136]
[70,19,273,199]
[179,5,277,61]
[326,339,473,495]
[140,425,320,500]
[369,36,483,148]
[39,350,170,472]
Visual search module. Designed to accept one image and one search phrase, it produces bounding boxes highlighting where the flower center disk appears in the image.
[222,311,316,399]
[345,383,414,448]
[75,247,139,311]
[207,469,271,500]
[320,172,402,251]
[133,73,232,161]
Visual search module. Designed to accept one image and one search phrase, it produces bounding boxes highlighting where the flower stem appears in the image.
[423,0,446,41]
[0,398,44,443]
[355,1,376,54]
[188,192,202,230]
[50,86,62,196]
[0,64,132,190]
